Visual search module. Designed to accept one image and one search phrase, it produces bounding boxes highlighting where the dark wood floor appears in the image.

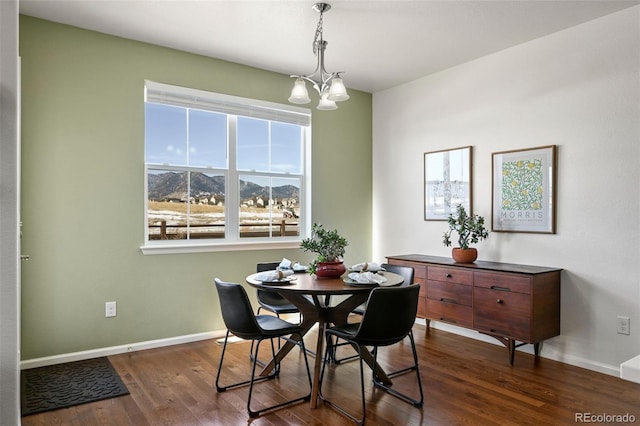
[22,324,640,425]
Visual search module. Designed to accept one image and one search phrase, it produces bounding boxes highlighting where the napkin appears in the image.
[279,258,307,272]
[278,258,293,269]
[347,271,388,284]
[350,262,385,272]
[256,269,294,282]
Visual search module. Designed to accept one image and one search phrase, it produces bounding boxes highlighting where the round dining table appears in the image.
[246,270,404,409]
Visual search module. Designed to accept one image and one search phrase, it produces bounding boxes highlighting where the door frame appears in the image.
[0,0,21,423]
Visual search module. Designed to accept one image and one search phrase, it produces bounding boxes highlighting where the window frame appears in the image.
[141,81,312,255]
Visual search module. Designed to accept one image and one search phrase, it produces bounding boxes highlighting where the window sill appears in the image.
[140,239,302,255]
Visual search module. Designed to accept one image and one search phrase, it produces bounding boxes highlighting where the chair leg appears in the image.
[215,330,276,393]
[330,335,363,364]
[319,337,367,425]
[328,312,364,364]
[249,337,280,370]
[372,331,424,408]
[275,313,282,350]
[247,333,312,418]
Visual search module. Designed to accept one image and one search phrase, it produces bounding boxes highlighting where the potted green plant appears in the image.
[442,204,489,263]
[300,223,348,277]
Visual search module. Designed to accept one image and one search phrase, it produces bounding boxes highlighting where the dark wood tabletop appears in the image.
[246,270,404,295]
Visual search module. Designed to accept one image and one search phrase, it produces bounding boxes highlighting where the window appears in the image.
[142,81,311,254]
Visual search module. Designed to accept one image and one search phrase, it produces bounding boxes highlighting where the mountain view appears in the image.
[148,171,300,203]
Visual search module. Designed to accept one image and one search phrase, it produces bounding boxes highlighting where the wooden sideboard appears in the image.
[386,254,561,365]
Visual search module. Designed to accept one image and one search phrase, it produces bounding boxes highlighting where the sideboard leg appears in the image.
[424,319,431,337]
[508,339,516,366]
[534,342,541,358]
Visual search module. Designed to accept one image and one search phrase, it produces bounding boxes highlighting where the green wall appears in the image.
[19,16,373,360]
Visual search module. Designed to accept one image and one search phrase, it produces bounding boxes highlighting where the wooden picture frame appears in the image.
[492,145,557,233]
[424,146,472,221]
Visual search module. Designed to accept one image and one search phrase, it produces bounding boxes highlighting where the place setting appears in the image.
[277,257,308,273]
[253,258,307,285]
[344,262,391,286]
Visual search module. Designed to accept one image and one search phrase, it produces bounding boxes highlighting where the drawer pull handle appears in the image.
[440,317,457,324]
[445,273,452,278]
[440,297,457,304]
[496,298,503,304]
[490,285,511,292]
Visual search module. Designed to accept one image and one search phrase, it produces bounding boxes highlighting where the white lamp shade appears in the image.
[327,77,350,102]
[288,78,311,104]
[317,92,337,110]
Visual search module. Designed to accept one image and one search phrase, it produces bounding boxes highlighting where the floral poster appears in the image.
[492,145,556,233]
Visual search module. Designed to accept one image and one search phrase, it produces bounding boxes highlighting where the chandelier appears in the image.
[288,3,350,110]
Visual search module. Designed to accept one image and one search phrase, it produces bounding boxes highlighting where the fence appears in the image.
[148,220,299,240]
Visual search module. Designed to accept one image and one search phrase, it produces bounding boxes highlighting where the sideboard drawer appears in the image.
[474,271,531,294]
[427,280,472,306]
[474,287,530,340]
[426,299,472,328]
[428,266,473,285]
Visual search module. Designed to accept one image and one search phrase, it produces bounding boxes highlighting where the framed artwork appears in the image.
[492,145,557,233]
[424,146,472,221]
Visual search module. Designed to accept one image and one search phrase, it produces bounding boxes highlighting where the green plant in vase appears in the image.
[442,204,489,263]
[300,223,348,277]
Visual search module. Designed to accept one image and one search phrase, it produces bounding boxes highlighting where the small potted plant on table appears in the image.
[300,223,348,278]
[442,204,489,263]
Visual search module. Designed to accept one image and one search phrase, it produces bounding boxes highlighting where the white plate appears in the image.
[343,277,379,286]
[260,276,297,285]
[347,267,385,273]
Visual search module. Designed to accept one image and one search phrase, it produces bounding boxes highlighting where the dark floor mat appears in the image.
[21,357,129,416]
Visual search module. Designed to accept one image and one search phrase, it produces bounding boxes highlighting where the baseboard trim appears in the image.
[22,321,622,378]
[416,318,621,377]
[20,330,227,370]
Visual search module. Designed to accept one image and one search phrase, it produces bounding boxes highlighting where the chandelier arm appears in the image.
[295,75,323,96]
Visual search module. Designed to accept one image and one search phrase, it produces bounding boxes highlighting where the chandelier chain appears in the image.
[313,10,324,56]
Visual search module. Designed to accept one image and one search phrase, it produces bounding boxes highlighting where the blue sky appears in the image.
[145,103,302,179]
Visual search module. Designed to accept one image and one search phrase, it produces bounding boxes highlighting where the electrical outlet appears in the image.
[617,316,630,335]
[105,301,117,318]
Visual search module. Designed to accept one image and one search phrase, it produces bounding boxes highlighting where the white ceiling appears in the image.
[19,0,640,93]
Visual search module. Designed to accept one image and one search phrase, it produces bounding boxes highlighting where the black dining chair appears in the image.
[255,261,301,320]
[214,278,312,418]
[252,262,311,359]
[253,262,317,361]
[319,284,424,425]
[330,263,415,363]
